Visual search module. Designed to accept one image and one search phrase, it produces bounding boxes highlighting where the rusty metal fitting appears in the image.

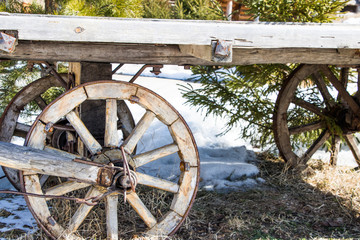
[113,171,137,190]
[150,65,163,75]
[211,39,233,63]
[180,161,190,172]
[97,166,115,187]
[0,31,17,53]
[130,95,140,104]
[44,122,54,133]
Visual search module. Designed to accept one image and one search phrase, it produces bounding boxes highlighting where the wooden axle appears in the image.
[0,141,101,184]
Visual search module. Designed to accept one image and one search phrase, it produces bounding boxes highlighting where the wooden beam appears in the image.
[1,41,360,65]
[2,13,360,49]
[0,141,100,183]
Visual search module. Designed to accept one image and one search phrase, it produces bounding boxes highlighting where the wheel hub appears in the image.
[93,148,138,191]
[92,148,136,169]
[113,171,138,190]
[328,104,360,134]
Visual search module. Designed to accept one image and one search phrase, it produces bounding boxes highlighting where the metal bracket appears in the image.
[0,31,17,53]
[129,64,163,83]
[211,39,233,63]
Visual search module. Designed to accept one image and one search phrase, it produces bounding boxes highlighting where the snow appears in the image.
[0,195,36,232]
[112,65,261,192]
[343,17,360,24]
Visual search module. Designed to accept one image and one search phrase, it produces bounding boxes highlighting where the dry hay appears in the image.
[13,155,360,239]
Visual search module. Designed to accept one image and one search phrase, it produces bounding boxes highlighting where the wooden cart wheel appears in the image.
[0,74,66,189]
[22,80,199,239]
[0,75,135,190]
[274,64,360,167]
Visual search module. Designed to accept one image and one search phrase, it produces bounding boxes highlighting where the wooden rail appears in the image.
[1,13,360,65]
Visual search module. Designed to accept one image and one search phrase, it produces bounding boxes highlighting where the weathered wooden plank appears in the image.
[2,14,360,49]
[170,167,198,216]
[136,172,179,193]
[0,141,100,183]
[104,99,119,148]
[123,111,155,154]
[106,194,119,240]
[66,111,102,155]
[126,192,157,228]
[133,143,179,168]
[2,41,360,65]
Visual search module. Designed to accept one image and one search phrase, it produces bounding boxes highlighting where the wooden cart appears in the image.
[1,13,360,239]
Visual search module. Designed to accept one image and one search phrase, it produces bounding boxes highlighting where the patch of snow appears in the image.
[113,64,193,80]
[0,195,37,235]
[113,73,261,192]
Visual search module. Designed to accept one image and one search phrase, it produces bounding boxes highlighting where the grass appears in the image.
[7,154,360,239]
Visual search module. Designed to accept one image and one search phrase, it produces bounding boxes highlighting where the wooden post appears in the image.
[69,62,112,146]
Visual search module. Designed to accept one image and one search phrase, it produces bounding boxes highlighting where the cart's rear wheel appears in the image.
[274,64,360,167]
[0,74,65,189]
[22,80,199,239]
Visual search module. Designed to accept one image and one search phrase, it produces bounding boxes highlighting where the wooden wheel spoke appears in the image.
[355,69,360,100]
[136,172,179,193]
[126,192,157,228]
[133,143,179,168]
[330,135,341,165]
[105,99,120,148]
[301,130,330,163]
[289,121,323,135]
[344,134,360,165]
[44,181,91,200]
[106,195,119,240]
[34,96,47,110]
[312,72,335,108]
[122,111,156,154]
[14,122,31,138]
[44,145,83,159]
[292,97,324,116]
[320,65,360,117]
[39,175,50,186]
[67,187,102,233]
[117,101,135,140]
[66,111,102,155]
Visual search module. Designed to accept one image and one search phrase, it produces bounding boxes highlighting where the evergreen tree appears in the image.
[142,0,224,20]
[182,0,348,151]
[60,0,143,18]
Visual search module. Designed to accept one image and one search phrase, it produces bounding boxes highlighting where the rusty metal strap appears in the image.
[0,189,102,206]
